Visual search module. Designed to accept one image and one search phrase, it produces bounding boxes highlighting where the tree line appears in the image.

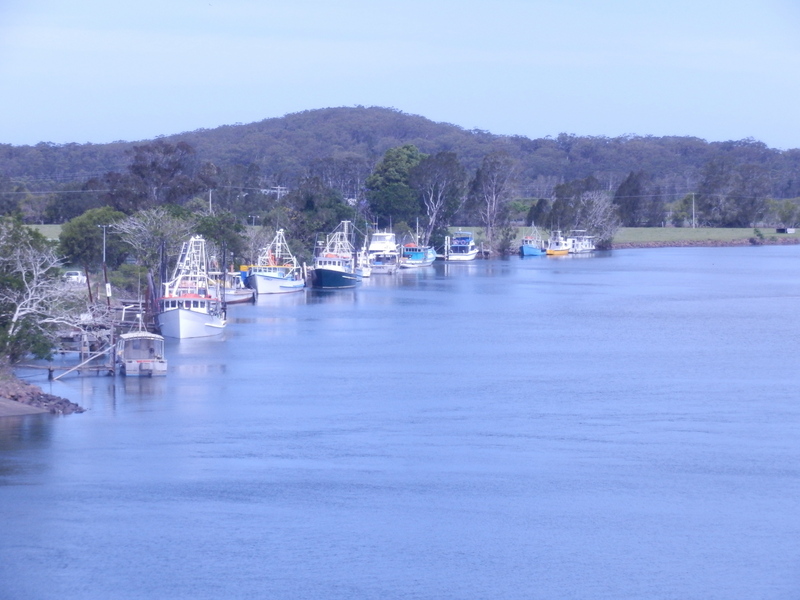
[2,107,799,231]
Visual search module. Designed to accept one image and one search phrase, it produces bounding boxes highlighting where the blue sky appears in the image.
[1,0,799,149]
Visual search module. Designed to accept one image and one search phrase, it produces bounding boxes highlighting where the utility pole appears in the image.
[98,224,111,307]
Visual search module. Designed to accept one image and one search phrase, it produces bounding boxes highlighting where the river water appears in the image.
[2,246,799,600]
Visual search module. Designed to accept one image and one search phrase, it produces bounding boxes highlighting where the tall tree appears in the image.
[409,152,467,246]
[469,152,516,250]
[613,171,648,226]
[365,145,425,229]
[195,210,246,263]
[546,175,603,231]
[284,177,356,261]
[59,207,129,272]
[0,218,86,363]
[697,158,770,227]
[112,207,196,272]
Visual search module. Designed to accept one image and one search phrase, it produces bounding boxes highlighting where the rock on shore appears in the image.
[0,370,85,416]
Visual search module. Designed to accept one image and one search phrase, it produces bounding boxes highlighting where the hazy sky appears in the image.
[1,0,799,148]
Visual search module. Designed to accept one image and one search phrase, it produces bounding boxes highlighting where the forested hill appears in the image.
[2,106,800,200]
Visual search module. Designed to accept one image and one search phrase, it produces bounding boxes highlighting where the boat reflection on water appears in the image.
[305,289,357,305]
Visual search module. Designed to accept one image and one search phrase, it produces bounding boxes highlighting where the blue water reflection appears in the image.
[2,246,800,599]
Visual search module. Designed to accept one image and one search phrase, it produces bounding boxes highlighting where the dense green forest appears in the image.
[2,106,800,241]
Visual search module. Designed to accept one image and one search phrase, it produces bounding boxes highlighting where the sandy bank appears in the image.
[0,370,85,417]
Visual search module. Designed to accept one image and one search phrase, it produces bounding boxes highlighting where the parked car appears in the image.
[63,270,87,284]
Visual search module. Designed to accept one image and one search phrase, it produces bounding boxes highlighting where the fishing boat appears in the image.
[399,241,437,268]
[356,243,372,278]
[115,330,167,377]
[367,231,400,274]
[311,221,362,289]
[246,229,305,294]
[567,230,596,253]
[210,269,255,304]
[444,230,479,261]
[156,236,226,339]
[545,230,572,256]
[520,224,546,256]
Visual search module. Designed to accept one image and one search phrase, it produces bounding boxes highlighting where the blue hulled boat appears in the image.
[311,221,362,289]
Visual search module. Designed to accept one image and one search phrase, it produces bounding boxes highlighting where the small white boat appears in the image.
[444,230,479,261]
[115,330,167,377]
[246,229,305,294]
[567,230,596,253]
[367,231,399,274]
[156,236,226,339]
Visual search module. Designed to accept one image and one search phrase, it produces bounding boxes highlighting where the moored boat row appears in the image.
[536,229,596,256]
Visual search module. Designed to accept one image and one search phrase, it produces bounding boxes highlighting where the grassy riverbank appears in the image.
[508,226,799,248]
[31,223,800,252]
[612,227,800,245]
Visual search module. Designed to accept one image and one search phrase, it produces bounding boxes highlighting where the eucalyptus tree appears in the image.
[613,171,648,226]
[469,152,517,250]
[697,158,770,227]
[0,218,87,363]
[409,152,467,246]
[112,207,196,273]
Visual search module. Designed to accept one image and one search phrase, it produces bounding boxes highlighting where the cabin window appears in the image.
[192,300,199,308]
[200,301,205,309]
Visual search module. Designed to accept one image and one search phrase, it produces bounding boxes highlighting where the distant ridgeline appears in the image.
[1,106,799,229]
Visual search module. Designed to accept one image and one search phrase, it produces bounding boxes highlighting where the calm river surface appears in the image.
[2,246,800,600]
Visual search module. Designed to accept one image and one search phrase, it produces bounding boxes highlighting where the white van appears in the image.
[63,270,87,284]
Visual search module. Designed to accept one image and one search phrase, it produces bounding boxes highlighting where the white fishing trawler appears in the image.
[156,236,226,339]
[246,229,304,294]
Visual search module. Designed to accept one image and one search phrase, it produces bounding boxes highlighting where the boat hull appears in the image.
[157,307,226,339]
[250,273,305,294]
[371,263,397,274]
[120,359,168,377]
[222,289,256,304]
[312,268,361,289]
[546,248,569,256]
[445,249,479,261]
[520,245,545,256]
[400,247,437,268]
[116,332,168,376]
[399,259,435,268]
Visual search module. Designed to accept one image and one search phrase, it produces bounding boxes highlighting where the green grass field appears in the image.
[611,226,799,244]
[29,224,62,240]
